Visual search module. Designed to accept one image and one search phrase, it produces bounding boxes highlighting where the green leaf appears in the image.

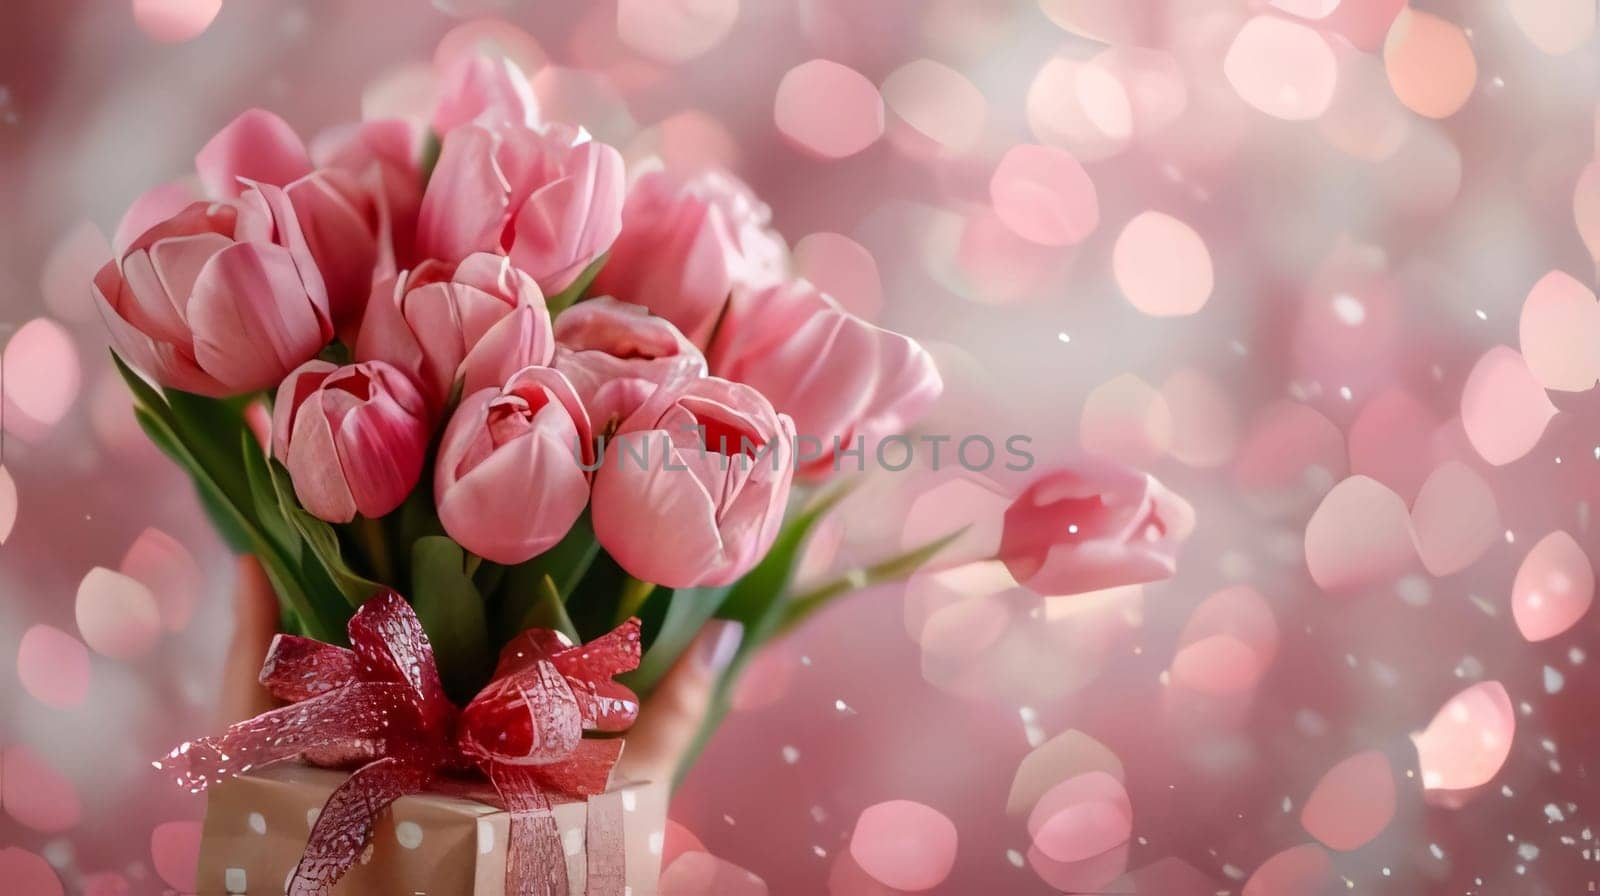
[621,584,732,699]
[778,526,967,634]
[494,514,600,642]
[419,131,443,184]
[266,459,383,606]
[545,253,608,317]
[411,536,493,701]
[110,351,174,424]
[240,429,297,554]
[509,573,580,643]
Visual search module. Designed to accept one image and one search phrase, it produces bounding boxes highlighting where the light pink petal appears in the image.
[195,109,313,197]
[75,566,161,659]
[1026,771,1132,863]
[775,60,884,159]
[989,144,1099,246]
[188,241,328,392]
[1518,270,1600,392]
[119,528,202,632]
[16,625,90,708]
[0,465,14,544]
[1243,844,1333,896]
[1409,461,1500,577]
[1114,211,1212,316]
[1300,750,1395,850]
[0,848,62,896]
[1512,531,1594,641]
[1171,634,1266,696]
[848,800,959,892]
[1028,841,1129,893]
[1304,476,1416,591]
[1459,346,1557,466]
[1,745,81,832]
[131,0,221,43]
[881,58,987,153]
[150,820,202,892]
[438,418,590,564]
[1412,681,1515,795]
[1383,9,1477,119]
[1007,729,1125,816]
[1223,16,1338,121]
[3,317,81,432]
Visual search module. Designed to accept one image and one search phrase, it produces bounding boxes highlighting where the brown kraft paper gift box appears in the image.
[194,764,664,895]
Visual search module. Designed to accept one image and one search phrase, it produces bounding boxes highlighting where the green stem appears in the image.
[615,576,656,624]
[355,515,394,584]
[464,553,483,581]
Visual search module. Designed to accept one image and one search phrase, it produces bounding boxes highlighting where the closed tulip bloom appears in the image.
[272,360,431,523]
[998,462,1195,597]
[356,253,554,411]
[435,367,594,564]
[710,279,942,477]
[417,122,625,296]
[196,108,400,332]
[591,377,795,588]
[431,54,539,134]
[591,169,787,347]
[93,186,334,396]
[553,296,706,434]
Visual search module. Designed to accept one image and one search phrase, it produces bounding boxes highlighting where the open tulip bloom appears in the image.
[99,53,1189,776]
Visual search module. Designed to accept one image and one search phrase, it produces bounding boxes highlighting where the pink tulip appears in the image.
[309,117,426,270]
[591,169,787,347]
[93,186,334,396]
[553,296,707,434]
[272,360,431,523]
[416,122,624,296]
[998,462,1195,596]
[196,109,404,332]
[356,253,554,411]
[591,377,796,588]
[431,55,539,134]
[435,367,594,564]
[709,279,942,477]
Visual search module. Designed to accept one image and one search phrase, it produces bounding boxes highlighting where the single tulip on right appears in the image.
[998,462,1195,596]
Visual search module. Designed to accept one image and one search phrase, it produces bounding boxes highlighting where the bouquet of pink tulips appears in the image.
[95,54,950,730]
[94,43,1198,896]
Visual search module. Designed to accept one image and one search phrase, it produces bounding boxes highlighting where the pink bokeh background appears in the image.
[4,1,1600,893]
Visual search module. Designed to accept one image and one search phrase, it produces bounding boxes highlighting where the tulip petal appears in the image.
[196,109,314,198]
[417,126,512,261]
[189,242,329,392]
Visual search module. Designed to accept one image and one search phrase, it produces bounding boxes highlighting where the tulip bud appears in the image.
[710,279,942,478]
[356,253,554,411]
[272,360,431,523]
[591,377,795,588]
[591,169,787,347]
[94,186,334,396]
[553,296,707,434]
[417,122,624,296]
[435,367,594,564]
[997,462,1195,596]
[431,55,540,134]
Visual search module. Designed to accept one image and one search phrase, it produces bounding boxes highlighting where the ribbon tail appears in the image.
[288,756,431,896]
[156,682,409,792]
[490,762,571,896]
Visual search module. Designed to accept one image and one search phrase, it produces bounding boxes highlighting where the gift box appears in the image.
[194,764,665,895]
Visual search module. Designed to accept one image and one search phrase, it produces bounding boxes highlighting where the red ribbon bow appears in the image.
[158,591,642,896]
